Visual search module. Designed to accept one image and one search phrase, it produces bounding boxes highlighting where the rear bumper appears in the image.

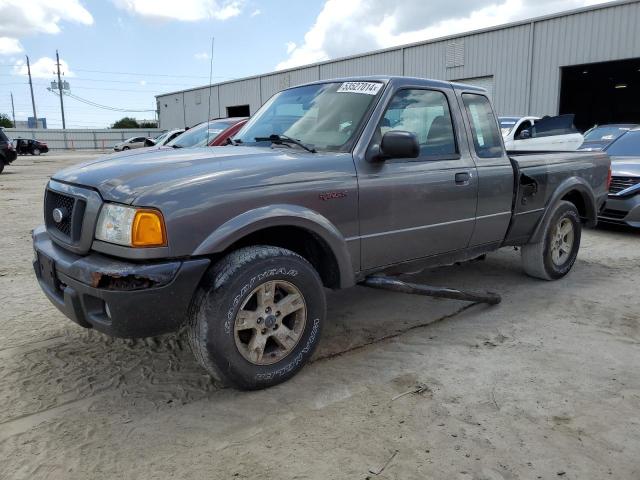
[32,225,210,338]
[599,194,640,228]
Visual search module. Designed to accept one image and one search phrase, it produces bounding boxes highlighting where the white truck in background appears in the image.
[500,114,584,151]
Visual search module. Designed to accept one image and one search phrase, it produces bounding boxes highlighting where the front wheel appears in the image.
[32,148,40,155]
[521,200,581,280]
[188,246,326,390]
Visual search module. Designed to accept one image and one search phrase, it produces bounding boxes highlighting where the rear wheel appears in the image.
[188,246,326,389]
[521,200,581,280]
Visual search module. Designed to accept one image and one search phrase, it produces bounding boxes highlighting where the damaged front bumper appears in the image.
[32,225,210,338]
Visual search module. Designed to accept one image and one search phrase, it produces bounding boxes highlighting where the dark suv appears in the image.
[0,128,17,174]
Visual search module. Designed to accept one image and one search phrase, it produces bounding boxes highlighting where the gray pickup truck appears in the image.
[33,76,610,389]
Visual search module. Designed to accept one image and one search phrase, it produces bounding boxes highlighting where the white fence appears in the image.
[3,128,163,150]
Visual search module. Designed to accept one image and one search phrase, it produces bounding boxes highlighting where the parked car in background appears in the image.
[0,128,17,174]
[599,128,640,227]
[500,115,584,151]
[578,124,638,151]
[144,129,184,148]
[105,119,247,159]
[113,136,150,151]
[15,138,49,155]
[167,117,247,148]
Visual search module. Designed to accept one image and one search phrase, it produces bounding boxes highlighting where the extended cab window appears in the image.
[462,94,503,158]
[381,89,457,158]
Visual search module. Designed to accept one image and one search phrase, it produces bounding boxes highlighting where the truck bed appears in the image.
[504,150,610,245]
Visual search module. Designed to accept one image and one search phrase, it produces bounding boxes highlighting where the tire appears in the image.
[33,148,40,155]
[521,200,581,280]
[122,146,130,150]
[188,246,326,390]
[0,162,4,174]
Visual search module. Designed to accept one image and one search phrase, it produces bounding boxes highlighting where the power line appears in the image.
[0,73,208,87]
[72,68,218,79]
[48,89,155,113]
[0,64,216,79]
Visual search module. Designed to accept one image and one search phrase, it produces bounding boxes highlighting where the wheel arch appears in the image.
[530,177,596,244]
[192,204,355,289]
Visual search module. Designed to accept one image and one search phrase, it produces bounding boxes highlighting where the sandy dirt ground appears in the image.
[0,152,639,480]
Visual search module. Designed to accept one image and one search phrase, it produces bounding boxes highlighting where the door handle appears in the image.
[455,172,470,185]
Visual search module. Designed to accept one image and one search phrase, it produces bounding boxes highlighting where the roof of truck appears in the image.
[296,75,487,94]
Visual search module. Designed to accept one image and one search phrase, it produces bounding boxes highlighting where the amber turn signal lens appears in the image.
[131,210,167,247]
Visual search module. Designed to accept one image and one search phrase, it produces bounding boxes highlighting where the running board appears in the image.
[361,276,501,305]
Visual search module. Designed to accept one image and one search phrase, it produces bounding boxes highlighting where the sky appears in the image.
[0,0,608,129]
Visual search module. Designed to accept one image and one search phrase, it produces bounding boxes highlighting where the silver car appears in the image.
[113,136,149,151]
[599,128,640,227]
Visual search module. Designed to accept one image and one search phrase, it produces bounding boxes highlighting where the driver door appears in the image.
[356,87,478,270]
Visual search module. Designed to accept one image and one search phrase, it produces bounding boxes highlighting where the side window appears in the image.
[462,94,503,158]
[380,89,457,159]
[514,120,531,139]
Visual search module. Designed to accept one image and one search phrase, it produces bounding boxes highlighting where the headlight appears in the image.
[95,204,167,247]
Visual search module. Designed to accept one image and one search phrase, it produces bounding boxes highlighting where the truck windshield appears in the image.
[233,81,384,152]
[605,130,640,157]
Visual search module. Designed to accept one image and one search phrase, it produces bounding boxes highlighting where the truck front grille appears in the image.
[609,176,640,195]
[44,189,86,242]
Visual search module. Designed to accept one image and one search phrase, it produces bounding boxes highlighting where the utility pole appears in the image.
[10,92,16,126]
[26,55,37,128]
[55,50,66,129]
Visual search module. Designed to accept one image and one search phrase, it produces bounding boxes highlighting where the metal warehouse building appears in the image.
[157,0,640,132]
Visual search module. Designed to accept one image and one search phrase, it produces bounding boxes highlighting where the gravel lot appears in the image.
[0,152,639,480]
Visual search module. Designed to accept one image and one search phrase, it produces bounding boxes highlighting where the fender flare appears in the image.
[529,177,597,244]
[192,204,355,288]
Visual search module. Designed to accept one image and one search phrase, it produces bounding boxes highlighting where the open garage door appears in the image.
[559,58,640,131]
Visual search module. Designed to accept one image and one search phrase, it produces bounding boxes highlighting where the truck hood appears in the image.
[52,146,336,204]
[610,156,640,178]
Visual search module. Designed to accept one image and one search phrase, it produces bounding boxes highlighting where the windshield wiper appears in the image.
[254,134,316,153]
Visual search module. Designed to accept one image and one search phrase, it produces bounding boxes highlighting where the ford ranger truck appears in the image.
[32,76,611,389]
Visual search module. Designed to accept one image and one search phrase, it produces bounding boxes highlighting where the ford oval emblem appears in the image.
[52,208,66,223]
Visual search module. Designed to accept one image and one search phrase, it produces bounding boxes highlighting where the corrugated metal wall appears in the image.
[529,1,640,115]
[4,128,162,150]
[157,0,640,129]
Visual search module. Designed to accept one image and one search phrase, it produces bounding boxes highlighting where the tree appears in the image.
[0,113,13,128]
[112,117,139,129]
[139,121,158,128]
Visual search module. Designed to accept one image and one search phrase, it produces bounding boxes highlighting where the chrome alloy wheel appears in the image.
[550,218,574,266]
[234,280,307,365]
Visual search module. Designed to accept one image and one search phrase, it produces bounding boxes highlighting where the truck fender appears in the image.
[529,177,597,244]
[192,204,355,288]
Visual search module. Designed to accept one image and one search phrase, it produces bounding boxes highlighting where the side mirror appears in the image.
[371,131,419,162]
[517,130,531,140]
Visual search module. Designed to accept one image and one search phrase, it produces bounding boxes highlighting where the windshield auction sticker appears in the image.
[337,82,383,95]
